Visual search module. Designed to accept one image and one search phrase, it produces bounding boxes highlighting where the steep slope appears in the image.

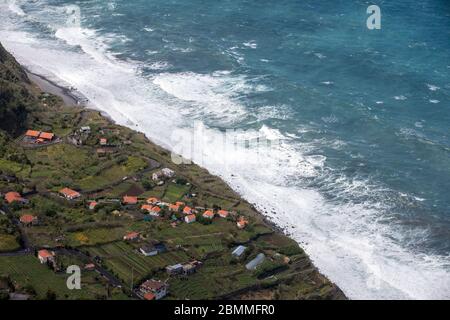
[0,42,33,136]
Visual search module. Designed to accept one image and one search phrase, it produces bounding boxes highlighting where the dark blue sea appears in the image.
[1,0,449,299]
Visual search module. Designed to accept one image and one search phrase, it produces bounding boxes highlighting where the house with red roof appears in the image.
[4,192,27,204]
[39,132,54,141]
[169,204,180,212]
[237,217,249,229]
[146,197,159,205]
[37,250,55,264]
[123,195,138,205]
[59,188,81,200]
[88,201,98,210]
[183,206,192,215]
[149,206,161,216]
[218,210,229,218]
[19,214,38,226]
[202,210,214,219]
[25,130,40,138]
[99,138,107,146]
[84,263,96,271]
[123,232,140,241]
[141,205,161,215]
[139,279,167,300]
[184,214,196,224]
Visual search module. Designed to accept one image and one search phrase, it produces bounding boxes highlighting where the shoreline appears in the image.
[24,63,347,300]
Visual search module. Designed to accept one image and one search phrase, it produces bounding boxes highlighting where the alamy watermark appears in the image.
[1,0,81,28]
[170,121,281,169]
[367,5,381,30]
[66,265,81,290]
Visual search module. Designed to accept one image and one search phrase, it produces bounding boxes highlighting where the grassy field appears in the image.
[77,156,147,191]
[66,227,128,247]
[0,158,31,179]
[168,264,256,299]
[0,234,21,252]
[162,183,191,203]
[86,241,189,285]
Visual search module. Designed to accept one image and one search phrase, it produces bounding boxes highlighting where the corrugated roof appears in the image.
[245,253,265,270]
[232,245,247,257]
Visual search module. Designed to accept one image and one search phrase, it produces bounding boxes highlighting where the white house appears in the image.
[152,168,176,181]
[140,246,158,257]
[184,214,196,224]
[37,250,55,264]
[139,280,168,300]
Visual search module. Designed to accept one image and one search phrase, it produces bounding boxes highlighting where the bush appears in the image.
[278,245,303,256]
[142,179,153,190]
[175,178,188,185]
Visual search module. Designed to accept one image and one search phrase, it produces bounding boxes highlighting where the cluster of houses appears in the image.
[166,260,202,276]
[136,260,202,300]
[133,195,249,229]
[24,129,55,144]
[2,188,250,232]
[67,126,91,146]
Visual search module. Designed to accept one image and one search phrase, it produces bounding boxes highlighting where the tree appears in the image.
[142,179,153,191]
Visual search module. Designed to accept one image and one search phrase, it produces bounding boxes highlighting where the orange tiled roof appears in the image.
[38,250,53,259]
[175,201,185,206]
[124,232,139,240]
[150,206,161,214]
[183,206,192,214]
[123,195,138,204]
[141,204,152,211]
[203,210,214,218]
[144,292,155,300]
[169,204,180,211]
[146,197,159,204]
[4,192,23,204]
[25,130,40,138]
[59,187,81,198]
[237,217,249,228]
[39,132,54,140]
[89,201,98,208]
[185,214,196,222]
[218,210,229,218]
[20,214,36,224]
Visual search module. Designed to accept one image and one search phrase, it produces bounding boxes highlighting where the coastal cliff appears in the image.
[0,42,346,300]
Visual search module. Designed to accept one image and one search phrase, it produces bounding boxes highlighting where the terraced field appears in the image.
[0,255,102,299]
[85,241,189,285]
[168,264,256,299]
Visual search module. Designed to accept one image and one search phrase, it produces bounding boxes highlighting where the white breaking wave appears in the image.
[7,0,26,16]
[1,4,449,300]
[153,71,258,124]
